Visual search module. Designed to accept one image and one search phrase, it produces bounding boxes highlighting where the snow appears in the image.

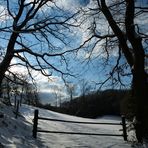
[0,102,140,147]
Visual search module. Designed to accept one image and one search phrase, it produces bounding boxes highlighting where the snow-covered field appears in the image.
[0,102,137,147]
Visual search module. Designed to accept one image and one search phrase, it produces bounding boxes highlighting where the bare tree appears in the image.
[23,82,38,105]
[0,0,79,95]
[79,79,92,97]
[1,77,12,105]
[66,82,77,103]
[77,0,148,142]
[52,85,63,107]
[1,71,39,106]
[78,79,92,109]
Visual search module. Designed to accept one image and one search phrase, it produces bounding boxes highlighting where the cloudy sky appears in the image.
[2,0,94,105]
[3,0,148,105]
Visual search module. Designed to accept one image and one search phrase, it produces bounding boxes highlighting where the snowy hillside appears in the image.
[0,102,133,148]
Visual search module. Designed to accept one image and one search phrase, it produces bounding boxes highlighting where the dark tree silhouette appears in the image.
[78,0,148,142]
[0,0,79,95]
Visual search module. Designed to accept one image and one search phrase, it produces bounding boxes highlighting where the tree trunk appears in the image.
[132,43,148,142]
[0,78,3,97]
[132,69,148,142]
[99,0,148,141]
[124,0,148,141]
[0,32,18,97]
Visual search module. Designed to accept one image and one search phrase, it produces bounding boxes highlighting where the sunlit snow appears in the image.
[0,102,133,148]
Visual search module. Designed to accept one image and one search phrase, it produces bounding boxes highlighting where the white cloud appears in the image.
[9,58,68,102]
[0,5,10,22]
[9,58,28,74]
[55,0,90,12]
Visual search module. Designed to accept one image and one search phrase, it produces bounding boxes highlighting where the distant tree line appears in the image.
[37,89,134,119]
[1,73,40,107]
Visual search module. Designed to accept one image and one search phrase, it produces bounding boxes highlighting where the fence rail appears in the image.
[32,109,127,141]
[37,130,124,137]
[38,116,122,125]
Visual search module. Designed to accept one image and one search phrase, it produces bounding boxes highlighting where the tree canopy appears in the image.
[0,0,148,143]
[0,0,80,92]
[77,0,148,142]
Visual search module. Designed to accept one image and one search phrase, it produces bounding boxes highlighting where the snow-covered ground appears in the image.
[0,102,142,147]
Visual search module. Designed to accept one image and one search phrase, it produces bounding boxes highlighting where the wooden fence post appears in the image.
[122,115,127,141]
[33,109,38,138]
[15,100,19,119]
[14,96,17,108]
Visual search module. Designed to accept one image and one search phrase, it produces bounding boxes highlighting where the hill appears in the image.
[42,89,130,118]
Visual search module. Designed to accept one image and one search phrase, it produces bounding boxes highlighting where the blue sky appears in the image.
[1,0,147,105]
[0,0,93,105]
